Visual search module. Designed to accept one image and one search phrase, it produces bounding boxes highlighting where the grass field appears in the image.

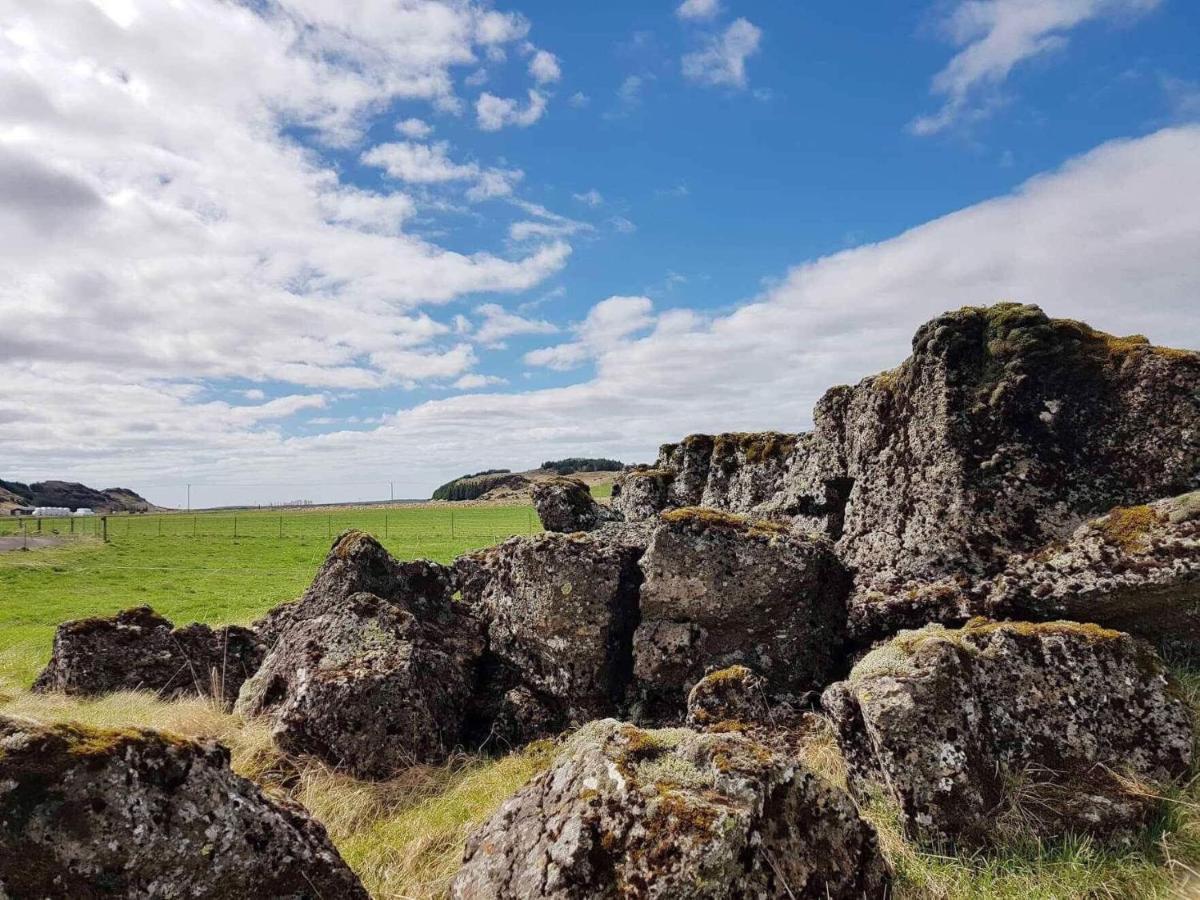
[0,505,539,687]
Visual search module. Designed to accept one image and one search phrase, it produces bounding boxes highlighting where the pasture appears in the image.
[0,504,539,688]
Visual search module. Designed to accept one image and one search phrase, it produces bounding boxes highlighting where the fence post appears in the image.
[233,516,238,541]
[279,515,283,539]
[101,516,108,543]
[194,516,197,538]
[158,516,162,537]
[22,519,27,551]
[37,517,42,534]
[327,516,331,539]
[70,517,75,535]
[384,512,389,539]
[451,510,455,539]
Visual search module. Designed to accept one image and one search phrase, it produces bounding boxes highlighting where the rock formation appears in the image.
[0,478,152,512]
[633,507,848,718]
[530,475,615,532]
[822,619,1194,848]
[685,664,770,729]
[0,715,367,898]
[32,606,264,706]
[450,719,890,899]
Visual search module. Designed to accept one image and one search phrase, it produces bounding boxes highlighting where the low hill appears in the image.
[431,466,621,503]
[0,479,154,513]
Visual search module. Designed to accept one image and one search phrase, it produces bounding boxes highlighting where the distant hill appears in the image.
[0,480,154,513]
[430,471,528,502]
[431,462,623,503]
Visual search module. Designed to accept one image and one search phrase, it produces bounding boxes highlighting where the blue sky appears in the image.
[2,0,1199,506]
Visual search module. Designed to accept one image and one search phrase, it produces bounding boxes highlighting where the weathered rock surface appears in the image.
[468,531,644,726]
[611,466,674,522]
[32,606,265,706]
[237,591,483,778]
[633,508,848,718]
[0,715,367,899]
[985,491,1200,652]
[822,619,1194,848]
[450,719,890,899]
[531,475,616,532]
[686,665,770,730]
[256,529,457,644]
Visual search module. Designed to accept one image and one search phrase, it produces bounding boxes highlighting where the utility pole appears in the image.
[187,483,191,512]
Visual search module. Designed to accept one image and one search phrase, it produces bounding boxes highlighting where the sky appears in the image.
[1,0,1199,508]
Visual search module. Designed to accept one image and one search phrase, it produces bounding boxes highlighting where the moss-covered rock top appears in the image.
[659,505,790,537]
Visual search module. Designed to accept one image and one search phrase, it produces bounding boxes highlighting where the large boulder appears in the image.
[685,665,770,730]
[236,591,483,778]
[0,715,367,898]
[450,719,890,899]
[256,529,456,644]
[822,619,1194,849]
[32,606,265,707]
[633,508,848,719]
[610,467,674,522]
[531,476,616,532]
[985,491,1200,653]
[468,531,644,727]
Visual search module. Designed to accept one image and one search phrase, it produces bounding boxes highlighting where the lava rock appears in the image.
[469,531,644,725]
[633,508,848,718]
[450,719,890,899]
[236,591,483,778]
[686,665,771,729]
[610,467,674,522]
[822,619,1194,849]
[985,491,1200,653]
[32,606,265,707]
[0,715,367,899]
[531,476,616,532]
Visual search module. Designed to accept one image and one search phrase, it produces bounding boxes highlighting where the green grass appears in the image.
[0,505,539,687]
[589,482,614,499]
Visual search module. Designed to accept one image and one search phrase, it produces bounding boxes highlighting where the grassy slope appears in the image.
[0,505,538,686]
[2,504,1199,898]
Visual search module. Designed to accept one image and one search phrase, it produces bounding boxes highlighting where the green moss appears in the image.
[1097,504,1160,553]
[701,665,753,685]
[660,506,790,538]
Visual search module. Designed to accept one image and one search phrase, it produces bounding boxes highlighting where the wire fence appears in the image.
[0,506,540,547]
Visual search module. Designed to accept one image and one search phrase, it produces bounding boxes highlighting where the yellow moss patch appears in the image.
[702,665,753,685]
[1098,504,1160,553]
[660,506,790,538]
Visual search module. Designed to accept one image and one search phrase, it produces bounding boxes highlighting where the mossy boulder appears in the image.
[236,591,484,778]
[633,508,848,719]
[686,665,770,730]
[0,715,367,898]
[611,466,675,521]
[32,606,265,708]
[823,618,1194,849]
[531,475,616,533]
[450,719,890,899]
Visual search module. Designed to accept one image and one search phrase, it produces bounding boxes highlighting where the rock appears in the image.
[32,606,265,707]
[0,715,367,899]
[469,531,644,725]
[256,529,457,644]
[237,591,483,778]
[822,619,1194,848]
[610,467,674,522]
[450,719,890,899]
[531,476,615,532]
[633,508,848,719]
[686,665,770,729]
[985,491,1200,653]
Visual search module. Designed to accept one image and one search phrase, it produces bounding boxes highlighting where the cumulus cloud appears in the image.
[476,89,548,130]
[676,0,722,21]
[528,49,561,84]
[396,117,433,138]
[573,189,604,207]
[454,373,508,390]
[473,303,557,348]
[682,18,763,89]
[0,0,568,400]
[911,0,1162,135]
[524,296,654,370]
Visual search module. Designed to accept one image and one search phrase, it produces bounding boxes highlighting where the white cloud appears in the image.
[0,0,569,405]
[509,220,584,241]
[528,49,561,84]
[610,216,637,234]
[573,189,604,207]
[682,18,763,89]
[454,373,508,389]
[6,125,1200,506]
[476,89,549,130]
[362,141,479,183]
[396,117,433,138]
[911,0,1162,135]
[676,0,722,21]
[569,91,590,108]
[473,303,557,347]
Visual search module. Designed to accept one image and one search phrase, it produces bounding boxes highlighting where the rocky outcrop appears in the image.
[32,606,265,706]
[610,466,674,522]
[255,529,457,644]
[633,508,848,719]
[468,531,644,727]
[450,719,890,899]
[236,591,484,778]
[984,491,1200,653]
[0,479,152,512]
[531,475,615,532]
[0,715,367,898]
[686,665,770,729]
[822,619,1194,849]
